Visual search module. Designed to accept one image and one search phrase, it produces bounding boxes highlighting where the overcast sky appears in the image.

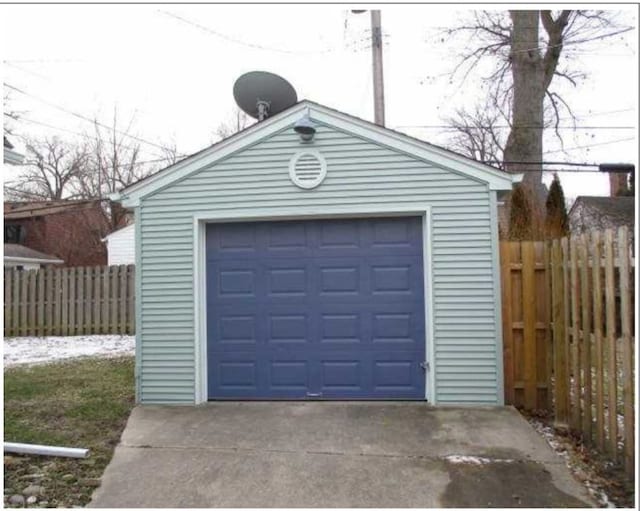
[2,3,638,202]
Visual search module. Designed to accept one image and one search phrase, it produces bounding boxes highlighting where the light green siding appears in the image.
[138,123,501,404]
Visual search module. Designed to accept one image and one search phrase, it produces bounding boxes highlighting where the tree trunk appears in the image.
[504,11,546,202]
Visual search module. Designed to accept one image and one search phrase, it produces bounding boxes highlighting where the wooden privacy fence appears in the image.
[501,226,635,478]
[4,265,135,337]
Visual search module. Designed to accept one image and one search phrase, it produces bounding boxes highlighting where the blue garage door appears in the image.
[206,216,426,399]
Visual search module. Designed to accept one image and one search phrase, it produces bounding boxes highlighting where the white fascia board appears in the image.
[308,106,518,191]
[4,255,63,264]
[117,104,309,207]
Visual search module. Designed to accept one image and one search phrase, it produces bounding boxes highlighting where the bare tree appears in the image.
[72,110,156,229]
[442,10,624,236]
[5,137,90,201]
[444,103,506,165]
[213,107,253,142]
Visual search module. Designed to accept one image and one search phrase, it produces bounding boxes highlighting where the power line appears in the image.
[4,82,186,157]
[3,113,165,157]
[396,124,635,130]
[160,10,341,55]
[544,137,635,155]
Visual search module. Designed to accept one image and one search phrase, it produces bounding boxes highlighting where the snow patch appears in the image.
[3,335,135,367]
[443,455,515,465]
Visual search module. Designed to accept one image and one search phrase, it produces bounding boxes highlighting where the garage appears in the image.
[206,216,426,399]
[113,100,519,406]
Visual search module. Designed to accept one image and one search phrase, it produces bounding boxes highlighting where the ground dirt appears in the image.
[523,410,635,508]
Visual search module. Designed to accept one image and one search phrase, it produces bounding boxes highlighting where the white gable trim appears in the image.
[114,101,520,207]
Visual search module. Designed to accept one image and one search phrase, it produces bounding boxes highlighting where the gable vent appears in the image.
[289,150,327,190]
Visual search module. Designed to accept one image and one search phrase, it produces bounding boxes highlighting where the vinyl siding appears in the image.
[138,123,500,404]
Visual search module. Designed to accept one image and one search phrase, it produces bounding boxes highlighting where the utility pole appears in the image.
[352,9,386,126]
[370,10,385,126]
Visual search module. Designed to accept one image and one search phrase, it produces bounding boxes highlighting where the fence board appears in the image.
[127,265,135,334]
[119,266,127,334]
[522,242,537,410]
[20,270,28,337]
[569,236,582,433]
[46,269,53,335]
[592,231,605,452]
[37,270,45,337]
[77,267,85,334]
[580,234,592,444]
[543,243,552,411]
[618,227,634,477]
[500,242,514,405]
[603,229,617,461]
[11,271,19,337]
[551,240,568,427]
[93,267,101,334]
[5,271,13,337]
[111,266,119,334]
[61,268,69,336]
[68,267,76,336]
[102,268,110,334]
[85,267,93,334]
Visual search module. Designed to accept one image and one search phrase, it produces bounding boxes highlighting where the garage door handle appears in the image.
[306,392,322,398]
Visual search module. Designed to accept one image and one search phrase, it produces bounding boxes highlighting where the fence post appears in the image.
[603,229,618,461]
[618,226,634,477]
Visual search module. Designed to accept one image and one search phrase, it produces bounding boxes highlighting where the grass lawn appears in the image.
[4,356,135,508]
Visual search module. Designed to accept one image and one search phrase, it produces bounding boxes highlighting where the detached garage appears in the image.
[113,100,519,405]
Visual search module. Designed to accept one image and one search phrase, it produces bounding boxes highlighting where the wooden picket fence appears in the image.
[4,265,135,337]
[501,226,635,478]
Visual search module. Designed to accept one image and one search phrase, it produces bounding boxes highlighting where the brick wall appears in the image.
[6,203,109,266]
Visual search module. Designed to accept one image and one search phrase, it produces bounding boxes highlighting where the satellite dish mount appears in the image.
[234,71,297,121]
[256,99,271,121]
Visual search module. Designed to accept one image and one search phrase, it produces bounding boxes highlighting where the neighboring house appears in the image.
[114,100,520,406]
[4,200,111,267]
[3,136,24,165]
[4,243,63,270]
[102,223,135,265]
[569,196,635,237]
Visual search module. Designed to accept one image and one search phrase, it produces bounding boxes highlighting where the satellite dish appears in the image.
[233,71,297,121]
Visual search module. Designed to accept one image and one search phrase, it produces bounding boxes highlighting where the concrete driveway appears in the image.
[90,403,592,508]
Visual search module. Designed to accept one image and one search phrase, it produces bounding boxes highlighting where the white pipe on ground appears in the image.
[4,442,89,459]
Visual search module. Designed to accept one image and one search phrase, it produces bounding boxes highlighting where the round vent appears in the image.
[289,150,327,189]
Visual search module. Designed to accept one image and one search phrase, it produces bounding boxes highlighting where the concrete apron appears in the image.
[89,403,594,508]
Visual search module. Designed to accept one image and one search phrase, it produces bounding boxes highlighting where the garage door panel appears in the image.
[207,217,426,400]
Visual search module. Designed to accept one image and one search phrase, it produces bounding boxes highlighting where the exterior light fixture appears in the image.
[294,111,316,142]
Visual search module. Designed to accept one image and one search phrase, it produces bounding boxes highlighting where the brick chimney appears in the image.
[609,172,628,197]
